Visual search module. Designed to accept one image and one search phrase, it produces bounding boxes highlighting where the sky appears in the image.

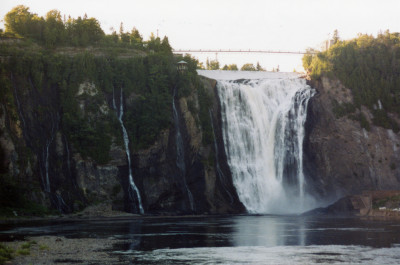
[1,0,400,72]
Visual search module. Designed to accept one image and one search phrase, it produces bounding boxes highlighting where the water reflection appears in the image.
[231,216,307,247]
[1,215,400,251]
[127,220,142,250]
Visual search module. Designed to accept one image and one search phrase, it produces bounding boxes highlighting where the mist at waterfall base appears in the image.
[199,70,318,214]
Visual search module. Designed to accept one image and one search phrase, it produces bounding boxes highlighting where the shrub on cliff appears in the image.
[304,31,400,131]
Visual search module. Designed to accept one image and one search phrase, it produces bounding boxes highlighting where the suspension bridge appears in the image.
[172,49,316,55]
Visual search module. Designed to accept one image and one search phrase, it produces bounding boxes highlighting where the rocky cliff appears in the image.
[0,48,244,215]
[304,76,400,202]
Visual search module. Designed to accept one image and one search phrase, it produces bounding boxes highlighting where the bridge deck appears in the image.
[173,49,316,55]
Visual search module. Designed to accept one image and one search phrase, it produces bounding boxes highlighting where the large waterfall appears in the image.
[198,70,316,214]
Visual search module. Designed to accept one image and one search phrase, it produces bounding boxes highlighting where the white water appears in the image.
[113,88,144,214]
[130,245,400,265]
[43,114,58,193]
[199,71,315,214]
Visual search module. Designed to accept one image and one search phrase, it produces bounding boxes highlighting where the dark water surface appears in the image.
[1,215,400,264]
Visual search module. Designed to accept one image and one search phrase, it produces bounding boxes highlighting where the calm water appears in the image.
[1,215,400,264]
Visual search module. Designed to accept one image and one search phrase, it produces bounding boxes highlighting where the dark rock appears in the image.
[303,196,358,217]
[303,76,400,202]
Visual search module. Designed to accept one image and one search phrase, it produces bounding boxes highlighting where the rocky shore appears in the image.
[4,236,129,265]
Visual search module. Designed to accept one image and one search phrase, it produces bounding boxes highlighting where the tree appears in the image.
[302,48,316,72]
[146,32,161,51]
[4,5,43,39]
[333,29,340,44]
[44,9,65,47]
[160,36,172,54]
[241,63,256,71]
[206,58,220,70]
[130,27,143,47]
[222,64,238,70]
[119,22,130,43]
[4,5,33,36]
[256,62,265,71]
[65,15,104,46]
[197,61,205,69]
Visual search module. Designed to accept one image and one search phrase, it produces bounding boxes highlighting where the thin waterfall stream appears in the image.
[113,88,144,214]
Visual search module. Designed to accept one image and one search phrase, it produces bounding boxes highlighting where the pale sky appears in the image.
[1,0,400,71]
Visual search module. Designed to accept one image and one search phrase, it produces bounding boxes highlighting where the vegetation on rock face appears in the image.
[373,194,400,209]
[303,31,400,132]
[0,243,14,264]
[0,5,205,161]
[0,5,211,214]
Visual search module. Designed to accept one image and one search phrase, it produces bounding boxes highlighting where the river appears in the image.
[1,215,400,264]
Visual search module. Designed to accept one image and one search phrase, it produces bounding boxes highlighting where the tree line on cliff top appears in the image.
[1,5,172,52]
[0,5,213,164]
[303,31,400,132]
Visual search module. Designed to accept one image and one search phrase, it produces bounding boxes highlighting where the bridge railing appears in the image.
[172,49,317,55]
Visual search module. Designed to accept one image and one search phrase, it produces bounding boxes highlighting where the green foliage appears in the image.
[240,63,256,71]
[373,195,400,209]
[175,54,214,145]
[4,5,44,39]
[358,113,371,131]
[124,53,175,150]
[2,5,157,51]
[2,39,178,161]
[16,248,29,256]
[0,243,14,264]
[44,10,65,47]
[372,109,399,133]
[222,64,238,71]
[2,4,209,166]
[331,99,356,118]
[206,58,220,70]
[21,241,36,249]
[39,244,49,250]
[304,31,400,131]
[332,29,340,44]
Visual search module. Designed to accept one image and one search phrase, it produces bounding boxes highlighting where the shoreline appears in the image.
[3,235,130,265]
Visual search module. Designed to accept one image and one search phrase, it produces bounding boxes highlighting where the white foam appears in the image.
[129,245,400,264]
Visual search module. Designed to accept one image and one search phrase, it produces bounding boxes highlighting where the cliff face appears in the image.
[132,76,244,214]
[304,76,400,201]
[0,56,244,215]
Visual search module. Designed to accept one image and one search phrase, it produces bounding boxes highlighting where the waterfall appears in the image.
[113,88,144,214]
[42,113,58,193]
[172,88,195,212]
[200,71,315,214]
